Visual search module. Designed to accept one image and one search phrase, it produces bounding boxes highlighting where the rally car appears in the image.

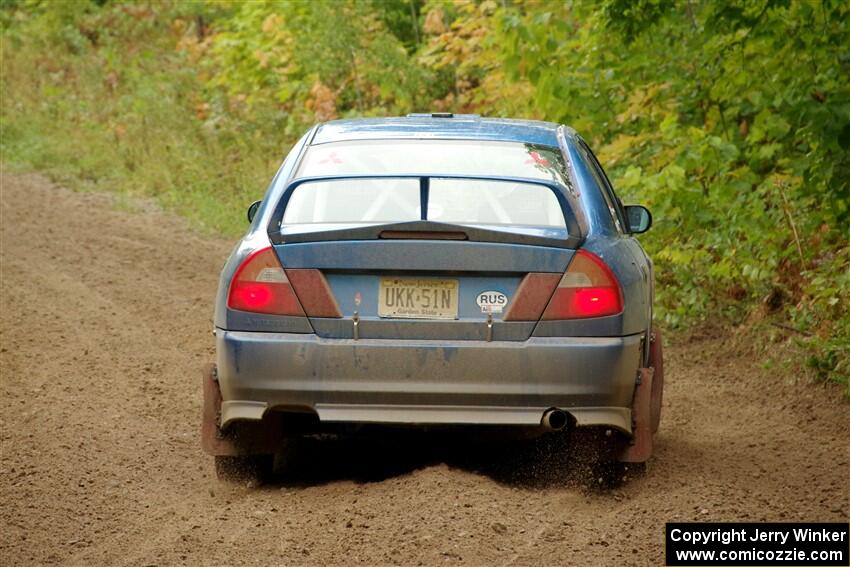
[202,114,664,481]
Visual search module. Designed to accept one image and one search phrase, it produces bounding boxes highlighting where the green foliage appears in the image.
[1,0,847,395]
[485,0,849,394]
[202,0,435,131]
[368,0,425,51]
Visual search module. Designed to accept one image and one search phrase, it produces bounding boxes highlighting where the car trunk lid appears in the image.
[275,237,575,341]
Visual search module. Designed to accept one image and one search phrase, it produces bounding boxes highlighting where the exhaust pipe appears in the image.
[541,408,568,431]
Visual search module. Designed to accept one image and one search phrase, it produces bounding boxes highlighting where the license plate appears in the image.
[378,277,459,319]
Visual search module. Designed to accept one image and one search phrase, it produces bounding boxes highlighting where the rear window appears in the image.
[295,140,570,186]
[428,179,564,228]
[283,178,420,225]
[282,177,565,229]
[281,140,570,230]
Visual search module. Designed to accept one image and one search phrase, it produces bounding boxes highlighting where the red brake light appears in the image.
[541,250,623,320]
[227,247,305,316]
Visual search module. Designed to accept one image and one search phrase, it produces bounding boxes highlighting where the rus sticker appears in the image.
[476,291,508,314]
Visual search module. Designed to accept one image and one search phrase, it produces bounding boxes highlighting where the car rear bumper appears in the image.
[216,331,642,434]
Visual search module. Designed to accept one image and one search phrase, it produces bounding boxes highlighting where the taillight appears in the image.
[227,247,305,316]
[541,250,623,320]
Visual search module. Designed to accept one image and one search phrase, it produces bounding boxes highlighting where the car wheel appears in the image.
[649,327,664,434]
[270,437,306,479]
[214,455,274,484]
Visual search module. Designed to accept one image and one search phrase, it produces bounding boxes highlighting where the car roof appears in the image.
[311,115,562,147]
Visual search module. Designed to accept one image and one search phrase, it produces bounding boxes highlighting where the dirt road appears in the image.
[1,173,847,567]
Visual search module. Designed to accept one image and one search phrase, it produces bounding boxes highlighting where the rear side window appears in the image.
[578,140,627,233]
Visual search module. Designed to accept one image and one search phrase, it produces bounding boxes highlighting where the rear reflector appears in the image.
[227,247,306,316]
[502,273,562,321]
[541,250,623,320]
[286,269,342,318]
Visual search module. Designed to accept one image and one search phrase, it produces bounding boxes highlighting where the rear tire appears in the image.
[214,455,274,484]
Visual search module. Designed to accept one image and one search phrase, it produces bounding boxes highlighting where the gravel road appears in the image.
[1,173,847,567]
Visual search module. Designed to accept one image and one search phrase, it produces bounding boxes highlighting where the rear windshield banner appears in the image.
[666,522,849,566]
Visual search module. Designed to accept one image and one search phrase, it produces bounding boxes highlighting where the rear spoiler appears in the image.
[267,174,585,249]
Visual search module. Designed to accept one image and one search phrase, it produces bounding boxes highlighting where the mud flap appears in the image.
[649,327,664,434]
[201,364,281,456]
[620,367,654,463]
[201,363,240,456]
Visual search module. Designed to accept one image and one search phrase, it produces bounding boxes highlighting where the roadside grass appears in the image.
[0,29,284,238]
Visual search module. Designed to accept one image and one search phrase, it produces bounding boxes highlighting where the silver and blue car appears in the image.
[202,114,664,480]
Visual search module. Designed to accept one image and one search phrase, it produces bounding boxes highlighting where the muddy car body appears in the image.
[204,115,663,479]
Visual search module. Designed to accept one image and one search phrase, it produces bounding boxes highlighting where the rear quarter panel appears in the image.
[532,132,651,338]
[214,129,314,330]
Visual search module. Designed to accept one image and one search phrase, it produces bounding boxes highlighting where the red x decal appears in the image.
[319,152,343,165]
[525,151,551,167]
